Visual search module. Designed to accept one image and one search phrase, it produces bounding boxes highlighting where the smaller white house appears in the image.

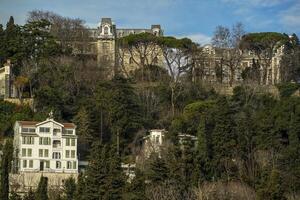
[10,113,78,192]
[141,129,166,158]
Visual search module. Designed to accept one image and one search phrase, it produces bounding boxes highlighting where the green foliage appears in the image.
[0,139,13,200]
[0,100,33,136]
[9,191,21,200]
[63,177,76,200]
[35,176,48,200]
[277,82,300,98]
[23,188,35,200]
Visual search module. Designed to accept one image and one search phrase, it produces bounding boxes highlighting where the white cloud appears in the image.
[177,33,211,45]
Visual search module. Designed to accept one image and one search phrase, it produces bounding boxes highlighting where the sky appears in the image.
[0,0,299,45]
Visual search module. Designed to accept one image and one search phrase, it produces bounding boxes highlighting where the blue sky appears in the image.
[0,0,299,44]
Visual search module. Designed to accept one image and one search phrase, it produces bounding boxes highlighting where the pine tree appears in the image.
[148,154,169,184]
[63,177,76,200]
[104,146,125,200]
[84,142,109,200]
[125,169,146,200]
[0,139,13,200]
[74,173,87,200]
[23,188,35,200]
[73,107,93,159]
[35,176,48,200]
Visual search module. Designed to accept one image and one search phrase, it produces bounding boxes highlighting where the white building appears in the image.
[141,129,166,159]
[13,115,78,174]
[10,114,78,193]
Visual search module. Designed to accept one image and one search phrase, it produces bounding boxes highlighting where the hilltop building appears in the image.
[10,113,78,193]
[74,18,164,76]
[0,60,16,98]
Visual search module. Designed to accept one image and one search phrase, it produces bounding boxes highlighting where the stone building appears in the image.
[193,44,284,85]
[74,18,163,76]
[10,113,78,193]
[0,60,16,98]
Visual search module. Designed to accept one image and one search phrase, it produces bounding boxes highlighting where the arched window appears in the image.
[67,161,72,169]
[56,161,61,169]
[104,26,109,35]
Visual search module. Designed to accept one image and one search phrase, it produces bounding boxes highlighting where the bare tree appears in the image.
[211,23,245,86]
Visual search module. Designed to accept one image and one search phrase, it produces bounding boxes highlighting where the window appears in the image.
[39,149,43,157]
[67,161,72,169]
[22,136,34,144]
[104,26,109,34]
[53,128,60,136]
[53,152,61,159]
[71,139,75,146]
[45,161,50,168]
[156,136,160,144]
[39,127,50,133]
[44,149,49,157]
[29,160,33,168]
[56,161,61,169]
[22,128,36,133]
[39,137,51,145]
[28,149,32,157]
[73,161,77,169]
[66,150,70,158]
[64,129,73,135]
[71,150,75,158]
[22,148,26,157]
[23,160,27,168]
[66,138,70,146]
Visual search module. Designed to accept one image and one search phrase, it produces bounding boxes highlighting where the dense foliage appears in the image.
[0,13,300,200]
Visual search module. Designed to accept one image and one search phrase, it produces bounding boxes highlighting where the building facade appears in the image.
[10,114,78,192]
[0,60,16,98]
[74,18,163,76]
[13,116,78,174]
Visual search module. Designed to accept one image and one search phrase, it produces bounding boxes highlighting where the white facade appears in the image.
[142,129,166,158]
[13,117,78,174]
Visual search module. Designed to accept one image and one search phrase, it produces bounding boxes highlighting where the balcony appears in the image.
[52,140,62,149]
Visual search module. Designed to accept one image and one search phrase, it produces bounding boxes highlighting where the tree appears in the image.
[84,142,109,200]
[118,33,160,80]
[240,32,288,85]
[63,177,77,200]
[35,176,48,200]
[74,173,87,200]
[13,76,29,101]
[212,23,245,86]
[0,139,13,200]
[148,155,169,184]
[157,37,195,116]
[95,76,143,154]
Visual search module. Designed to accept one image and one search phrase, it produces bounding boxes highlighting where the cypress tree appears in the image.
[84,142,109,200]
[104,146,125,200]
[35,176,48,200]
[148,154,169,184]
[0,139,13,200]
[63,177,76,200]
[74,173,87,200]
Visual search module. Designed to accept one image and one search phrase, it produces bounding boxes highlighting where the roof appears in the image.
[17,121,76,128]
[151,25,161,29]
[101,18,112,25]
